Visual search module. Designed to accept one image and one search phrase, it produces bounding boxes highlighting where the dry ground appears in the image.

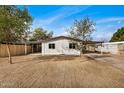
[86,53,124,71]
[0,54,124,88]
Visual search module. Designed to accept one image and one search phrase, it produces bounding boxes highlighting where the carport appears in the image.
[28,41,42,53]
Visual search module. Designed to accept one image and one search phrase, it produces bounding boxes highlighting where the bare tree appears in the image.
[67,17,96,54]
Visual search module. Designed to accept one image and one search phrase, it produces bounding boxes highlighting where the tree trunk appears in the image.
[6,44,12,64]
[82,42,85,54]
[80,50,82,57]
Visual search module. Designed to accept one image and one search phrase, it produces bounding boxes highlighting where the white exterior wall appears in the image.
[95,42,124,54]
[101,44,118,54]
[42,39,80,55]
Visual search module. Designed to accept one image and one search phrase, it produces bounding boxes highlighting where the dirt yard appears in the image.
[0,54,124,88]
[86,53,124,71]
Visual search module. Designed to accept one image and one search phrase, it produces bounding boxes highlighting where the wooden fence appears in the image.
[0,44,32,57]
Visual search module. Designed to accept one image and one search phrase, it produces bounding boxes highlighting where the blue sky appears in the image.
[25,5,124,41]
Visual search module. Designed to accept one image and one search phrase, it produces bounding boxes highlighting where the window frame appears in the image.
[69,43,77,49]
[49,43,55,49]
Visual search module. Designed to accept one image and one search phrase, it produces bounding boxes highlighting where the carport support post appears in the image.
[32,44,33,53]
[37,44,38,52]
[25,43,27,55]
[41,43,42,53]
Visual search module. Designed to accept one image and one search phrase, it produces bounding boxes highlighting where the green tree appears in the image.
[110,27,124,42]
[0,5,32,64]
[67,17,95,54]
[30,27,53,41]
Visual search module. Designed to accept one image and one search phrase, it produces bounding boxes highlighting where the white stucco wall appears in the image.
[42,39,81,55]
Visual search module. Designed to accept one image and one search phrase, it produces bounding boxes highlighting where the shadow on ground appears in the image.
[88,54,111,58]
[34,55,80,61]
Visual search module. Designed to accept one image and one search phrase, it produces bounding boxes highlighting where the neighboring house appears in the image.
[96,41,124,54]
[42,36,82,55]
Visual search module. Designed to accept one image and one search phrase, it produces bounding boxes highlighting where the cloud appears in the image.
[46,6,91,23]
[96,17,124,24]
[117,20,122,24]
[92,31,113,42]
[92,20,124,42]
[59,31,68,36]
[32,15,62,31]
[52,26,69,36]
[56,6,91,18]
[32,6,91,28]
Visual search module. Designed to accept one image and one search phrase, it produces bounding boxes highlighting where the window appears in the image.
[69,43,76,49]
[49,43,55,49]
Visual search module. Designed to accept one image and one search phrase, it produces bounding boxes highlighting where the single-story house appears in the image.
[41,36,102,55]
[42,36,82,55]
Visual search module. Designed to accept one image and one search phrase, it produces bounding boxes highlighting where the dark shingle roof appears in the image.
[42,36,82,42]
[42,36,103,44]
